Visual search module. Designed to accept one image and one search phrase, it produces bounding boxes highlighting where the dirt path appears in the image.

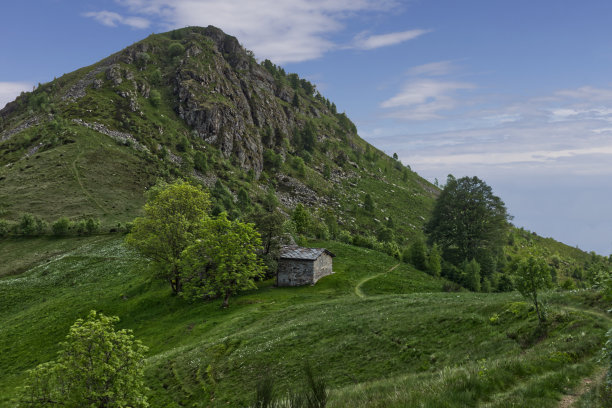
[71,147,107,213]
[354,263,400,299]
[557,368,606,408]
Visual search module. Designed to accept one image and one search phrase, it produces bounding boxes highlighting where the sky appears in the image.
[2,0,612,254]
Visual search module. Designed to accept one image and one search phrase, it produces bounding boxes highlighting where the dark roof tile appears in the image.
[279,245,335,260]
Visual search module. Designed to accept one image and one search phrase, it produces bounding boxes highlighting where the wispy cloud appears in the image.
[369,84,612,179]
[0,82,32,110]
[380,79,475,120]
[353,29,430,50]
[83,1,424,63]
[83,10,150,29]
[408,61,454,76]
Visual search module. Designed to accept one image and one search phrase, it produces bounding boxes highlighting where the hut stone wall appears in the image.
[277,259,315,286]
[313,253,333,283]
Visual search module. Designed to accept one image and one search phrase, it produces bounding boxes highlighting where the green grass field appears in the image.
[0,237,609,407]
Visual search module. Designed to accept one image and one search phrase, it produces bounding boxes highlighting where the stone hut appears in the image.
[276,245,335,286]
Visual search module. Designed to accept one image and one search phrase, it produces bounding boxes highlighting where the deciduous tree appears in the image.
[514,256,552,323]
[18,311,148,408]
[125,180,210,293]
[180,213,266,307]
[425,175,511,263]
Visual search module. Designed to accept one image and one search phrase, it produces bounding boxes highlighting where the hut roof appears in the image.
[279,245,336,261]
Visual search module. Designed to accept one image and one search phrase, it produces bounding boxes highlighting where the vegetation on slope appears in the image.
[0,236,609,407]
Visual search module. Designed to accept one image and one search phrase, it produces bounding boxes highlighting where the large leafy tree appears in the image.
[18,311,148,408]
[425,175,511,263]
[514,256,552,324]
[180,212,266,307]
[125,180,210,293]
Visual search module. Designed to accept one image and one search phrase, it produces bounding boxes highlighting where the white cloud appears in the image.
[408,61,454,76]
[84,0,418,63]
[83,10,150,29]
[380,79,474,120]
[0,82,32,110]
[353,29,429,50]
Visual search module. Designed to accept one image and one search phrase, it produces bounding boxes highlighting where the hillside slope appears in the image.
[0,26,435,243]
[0,237,608,406]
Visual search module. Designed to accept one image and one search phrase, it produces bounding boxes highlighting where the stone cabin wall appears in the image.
[277,259,314,286]
[313,253,333,283]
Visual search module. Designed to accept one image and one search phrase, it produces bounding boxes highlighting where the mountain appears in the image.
[0,26,610,407]
[0,25,598,282]
[0,25,436,242]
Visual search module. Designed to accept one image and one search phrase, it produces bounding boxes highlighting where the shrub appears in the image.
[149,68,162,85]
[74,220,87,235]
[263,149,282,172]
[291,156,306,176]
[135,52,150,68]
[168,42,185,57]
[338,230,352,244]
[149,89,162,107]
[463,259,481,292]
[408,239,427,270]
[194,150,207,173]
[0,219,11,237]
[85,218,100,234]
[51,217,71,236]
[18,213,47,236]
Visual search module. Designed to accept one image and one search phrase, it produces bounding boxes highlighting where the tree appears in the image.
[18,311,148,408]
[409,239,428,270]
[425,175,511,263]
[180,213,266,307]
[292,203,310,235]
[125,180,210,293]
[292,92,300,108]
[428,244,442,277]
[463,258,481,292]
[514,256,552,324]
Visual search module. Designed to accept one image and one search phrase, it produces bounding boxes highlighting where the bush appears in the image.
[0,219,11,237]
[263,149,282,172]
[194,150,207,173]
[408,239,427,270]
[149,89,162,107]
[74,220,87,235]
[51,217,71,236]
[18,213,47,236]
[149,68,162,85]
[291,156,306,176]
[338,230,352,244]
[168,42,185,57]
[85,218,100,234]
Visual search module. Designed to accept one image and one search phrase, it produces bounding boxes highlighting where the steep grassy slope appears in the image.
[0,237,608,407]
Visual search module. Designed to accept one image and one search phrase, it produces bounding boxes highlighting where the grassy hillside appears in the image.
[0,236,609,407]
[0,26,436,245]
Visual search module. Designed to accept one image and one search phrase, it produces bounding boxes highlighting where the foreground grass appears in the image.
[0,237,609,407]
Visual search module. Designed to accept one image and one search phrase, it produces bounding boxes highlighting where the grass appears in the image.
[0,124,158,225]
[0,237,609,407]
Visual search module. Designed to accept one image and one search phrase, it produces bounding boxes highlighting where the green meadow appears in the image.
[0,236,609,407]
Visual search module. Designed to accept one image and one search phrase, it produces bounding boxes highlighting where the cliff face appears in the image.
[171,27,297,174]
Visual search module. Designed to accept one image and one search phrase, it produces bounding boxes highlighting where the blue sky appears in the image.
[2,0,612,254]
